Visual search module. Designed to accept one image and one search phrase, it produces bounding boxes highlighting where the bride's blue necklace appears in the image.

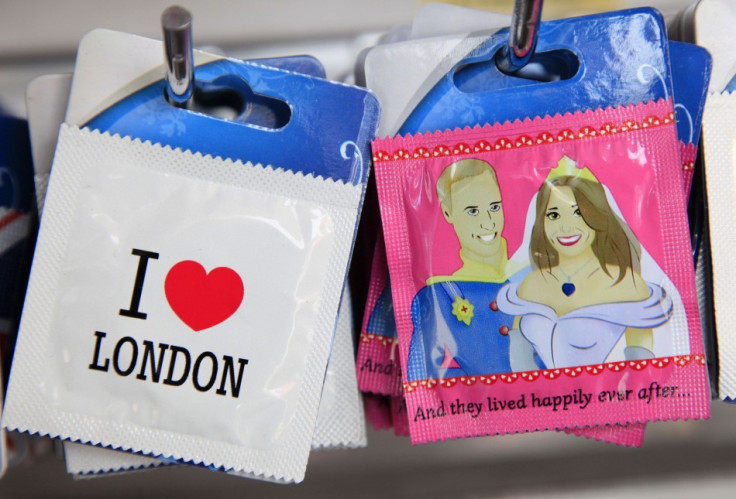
[557,256,596,296]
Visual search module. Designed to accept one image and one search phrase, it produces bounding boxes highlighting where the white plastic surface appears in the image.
[311,286,367,450]
[64,285,367,476]
[693,0,736,92]
[1,125,362,483]
[701,92,736,399]
[410,3,510,39]
[365,8,508,137]
[28,69,367,478]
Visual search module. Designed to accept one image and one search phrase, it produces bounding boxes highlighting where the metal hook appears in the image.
[496,0,544,74]
[162,5,194,108]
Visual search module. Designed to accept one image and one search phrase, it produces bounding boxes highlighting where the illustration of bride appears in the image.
[497,156,676,369]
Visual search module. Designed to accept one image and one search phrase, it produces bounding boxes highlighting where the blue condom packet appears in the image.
[0,113,36,480]
[3,29,378,483]
[0,114,35,372]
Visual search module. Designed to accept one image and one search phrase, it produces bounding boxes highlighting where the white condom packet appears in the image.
[691,0,736,92]
[680,0,735,400]
[364,6,508,137]
[311,286,366,450]
[5,26,378,483]
[409,2,510,40]
[28,72,366,479]
[701,92,736,399]
[1,123,364,482]
[26,74,71,214]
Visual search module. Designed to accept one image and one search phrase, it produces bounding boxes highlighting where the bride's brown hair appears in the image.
[530,175,641,284]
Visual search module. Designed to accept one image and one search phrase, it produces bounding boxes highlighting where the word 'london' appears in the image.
[87,248,249,398]
[89,332,249,398]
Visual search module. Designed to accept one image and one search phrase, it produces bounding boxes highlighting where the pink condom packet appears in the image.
[391,396,410,437]
[356,228,403,397]
[563,423,644,447]
[363,393,393,432]
[373,99,710,443]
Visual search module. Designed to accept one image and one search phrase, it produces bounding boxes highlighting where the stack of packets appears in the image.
[356,3,712,446]
[1,28,378,483]
[675,0,736,404]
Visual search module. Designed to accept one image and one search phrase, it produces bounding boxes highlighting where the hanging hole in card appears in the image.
[453,48,580,92]
[190,75,292,129]
[496,0,544,74]
[160,5,290,128]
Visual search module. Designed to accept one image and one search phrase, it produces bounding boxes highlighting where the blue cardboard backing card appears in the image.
[669,41,712,145]
[86,57,378,186]
[400,8,673,134]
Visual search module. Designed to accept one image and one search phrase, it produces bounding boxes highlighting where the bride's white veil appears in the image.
[508,183,689,360]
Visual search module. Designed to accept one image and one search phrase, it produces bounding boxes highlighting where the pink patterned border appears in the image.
[356,333,403,397]
[373,112,674,163]
[680,142,698,199]
[360,332,397,347]
[403,355,705,393]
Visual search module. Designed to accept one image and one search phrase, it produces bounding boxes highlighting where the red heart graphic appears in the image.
[164,260,244,331]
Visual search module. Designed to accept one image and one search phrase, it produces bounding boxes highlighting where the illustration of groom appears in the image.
[406,158,535,381]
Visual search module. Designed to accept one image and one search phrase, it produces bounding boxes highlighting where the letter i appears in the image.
[119,248,159,320]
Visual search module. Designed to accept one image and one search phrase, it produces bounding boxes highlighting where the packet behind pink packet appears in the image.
[357,229,403,397]
[391,396,410,437]
[363,393,393,432]
[563,423,645,447]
